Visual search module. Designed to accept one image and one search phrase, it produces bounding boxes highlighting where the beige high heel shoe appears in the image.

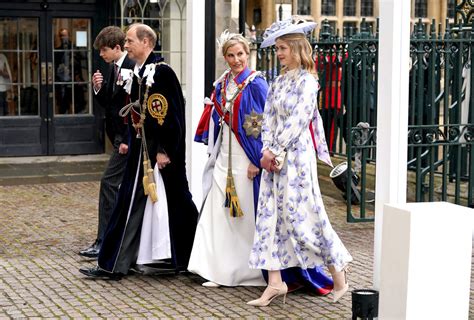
[332,267,349,303]
[247,282,288,307]
[202,281,220,288]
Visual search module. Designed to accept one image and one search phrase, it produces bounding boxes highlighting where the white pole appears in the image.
[185,0,207,205]
[373,0,411,289]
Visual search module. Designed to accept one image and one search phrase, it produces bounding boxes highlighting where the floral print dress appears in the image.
[249,68,353,273]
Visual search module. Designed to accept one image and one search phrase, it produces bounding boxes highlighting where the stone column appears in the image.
[186,0,207,204]
[373,0,411,288]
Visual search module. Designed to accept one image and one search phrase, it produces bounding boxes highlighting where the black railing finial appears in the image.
[319,19,332,40]
[430,19,436,39]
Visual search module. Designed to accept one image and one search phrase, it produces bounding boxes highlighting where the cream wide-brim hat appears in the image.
[261,20,317,48]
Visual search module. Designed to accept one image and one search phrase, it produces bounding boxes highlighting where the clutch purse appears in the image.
[272,151,286,171]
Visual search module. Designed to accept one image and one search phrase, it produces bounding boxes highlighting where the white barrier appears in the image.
[379,202,473,319]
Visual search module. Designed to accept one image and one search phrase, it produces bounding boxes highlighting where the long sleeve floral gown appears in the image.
[249,68,353,273]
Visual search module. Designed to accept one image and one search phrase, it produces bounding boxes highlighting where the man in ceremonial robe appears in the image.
[79,23,198,279]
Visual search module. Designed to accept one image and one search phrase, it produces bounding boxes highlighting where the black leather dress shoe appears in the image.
[79,266,122,280]
[79,240,101,258]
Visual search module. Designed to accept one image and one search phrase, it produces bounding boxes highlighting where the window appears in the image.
[447,0,456,19]
[297,0,311,16]
[361,0,374,16]
[343,21,357,37]
[344,0,357,17]
[414,0,428,18]
[322,0,336,16]
[111,0,187,88]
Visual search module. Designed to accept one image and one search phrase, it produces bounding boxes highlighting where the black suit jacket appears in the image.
[95,55,135,147]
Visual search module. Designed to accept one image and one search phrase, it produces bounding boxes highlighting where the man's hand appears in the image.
[92,70,103,92]
[156,153,171,170]
[118,143,128,155]
[247,163,260,180]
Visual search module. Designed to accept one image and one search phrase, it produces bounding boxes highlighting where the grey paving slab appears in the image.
[0,158,471,318]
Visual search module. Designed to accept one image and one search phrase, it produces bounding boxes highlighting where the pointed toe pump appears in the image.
[247,282,288,307]
[332,267,349,303]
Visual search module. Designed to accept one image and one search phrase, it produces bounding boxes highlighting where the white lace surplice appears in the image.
[136,164,171,264]
[249,68,353,272]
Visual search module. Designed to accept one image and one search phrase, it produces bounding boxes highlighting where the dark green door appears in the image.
[0,3,102,156]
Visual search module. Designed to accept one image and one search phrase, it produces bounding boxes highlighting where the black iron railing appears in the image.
[252,17,474,222]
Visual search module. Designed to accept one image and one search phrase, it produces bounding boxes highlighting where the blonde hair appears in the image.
[277,33,317,77]
[221,34,250,56]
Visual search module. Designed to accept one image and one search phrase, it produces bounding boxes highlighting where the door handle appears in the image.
[47,62,53,85]
[41,62,47,85]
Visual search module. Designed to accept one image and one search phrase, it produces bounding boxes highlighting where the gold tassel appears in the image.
[224,168,243,217]
[142,160,149,195]
[146,168,157,202]
[148,182,158,203]
[142,159,158,202]
[143,176,149,195]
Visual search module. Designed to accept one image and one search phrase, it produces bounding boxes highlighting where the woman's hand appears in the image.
[260,149,275,172]
[247,163,260,180]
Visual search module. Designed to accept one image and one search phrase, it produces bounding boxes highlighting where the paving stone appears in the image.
[0,180,472,318]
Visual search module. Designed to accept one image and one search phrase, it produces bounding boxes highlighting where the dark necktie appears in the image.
[113,63,118,91]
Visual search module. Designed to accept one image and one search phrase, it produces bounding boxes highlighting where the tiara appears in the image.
[216,30,239,54]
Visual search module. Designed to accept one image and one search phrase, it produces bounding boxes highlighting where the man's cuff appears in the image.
[93,86,101,95]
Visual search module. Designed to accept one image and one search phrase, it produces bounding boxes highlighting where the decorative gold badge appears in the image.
[242,110,263,139]
[147,93,168,125]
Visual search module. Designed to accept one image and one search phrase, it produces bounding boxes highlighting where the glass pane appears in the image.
[6,85,19,116]
[322,0,336,16]
[54,84,72,114]
[73,83,87,114]
[447,0,456,19]
[19,18,38,50]
[415,0,428,18]
[0,19,18,50]
[0,52,16,116]
[297,0,311,15]
[343,21,357,37]
[73,50,88,83]
[361,0,374,16]
[344,0,356,16]
[0,17,39,117]
[53,18,91,115]
[20,85,39,116]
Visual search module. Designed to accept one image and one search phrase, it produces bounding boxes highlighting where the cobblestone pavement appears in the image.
[0,180,471,318]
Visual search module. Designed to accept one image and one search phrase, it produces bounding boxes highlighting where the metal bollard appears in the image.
[351,289,379,320]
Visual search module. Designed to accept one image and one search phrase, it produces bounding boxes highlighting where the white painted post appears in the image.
[186,0,207,205]
[379,203,472,319]
[373,0,411,288]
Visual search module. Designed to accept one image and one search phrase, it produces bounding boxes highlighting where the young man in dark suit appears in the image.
[79,26,135,259]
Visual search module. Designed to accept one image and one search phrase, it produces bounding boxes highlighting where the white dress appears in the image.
[249,68,353,272]
[188,77,266,286]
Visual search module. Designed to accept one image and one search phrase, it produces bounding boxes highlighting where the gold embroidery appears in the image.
[147,93,168,125]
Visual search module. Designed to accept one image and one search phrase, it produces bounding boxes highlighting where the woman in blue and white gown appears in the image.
[189,32,334,292]
[247,18,353,306]
[188,32,267,287]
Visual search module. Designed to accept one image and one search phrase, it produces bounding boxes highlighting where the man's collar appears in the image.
[115,52,128,68]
